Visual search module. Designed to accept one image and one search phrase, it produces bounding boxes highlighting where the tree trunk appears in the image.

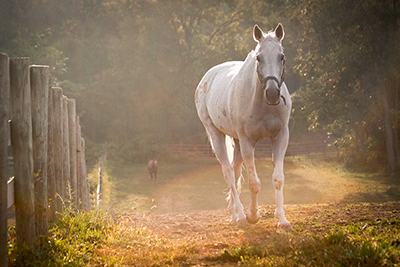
[383,88,396,172]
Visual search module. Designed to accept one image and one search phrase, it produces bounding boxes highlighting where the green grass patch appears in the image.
[209,218,400,266]
[8,208,115,266]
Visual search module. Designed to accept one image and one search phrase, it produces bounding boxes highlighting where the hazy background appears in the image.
[1,0,399,172]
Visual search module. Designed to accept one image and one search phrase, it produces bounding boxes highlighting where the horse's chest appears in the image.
[245,116,283,140]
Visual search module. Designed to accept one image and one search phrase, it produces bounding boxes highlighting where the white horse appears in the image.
[195,24,292,230]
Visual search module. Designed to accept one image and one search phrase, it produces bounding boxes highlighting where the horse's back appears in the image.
[195,61,243,130]
[197,61,243,96]
[148,160,158,172]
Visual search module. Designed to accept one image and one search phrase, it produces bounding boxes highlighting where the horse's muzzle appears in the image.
[265,87,281,106]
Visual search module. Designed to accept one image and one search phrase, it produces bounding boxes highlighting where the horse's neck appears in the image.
[236,54,264,105]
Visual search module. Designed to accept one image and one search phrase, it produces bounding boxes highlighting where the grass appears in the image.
[8,207,115,266]
[8,202,400,266]
[103,155,400,214]
[7,156,400,266]
[211,215,400,266]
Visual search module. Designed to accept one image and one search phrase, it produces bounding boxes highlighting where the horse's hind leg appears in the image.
[233,139,244,196]
[207,127,246,226]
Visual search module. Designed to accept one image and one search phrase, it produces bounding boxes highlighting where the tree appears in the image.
[288,0,400,171]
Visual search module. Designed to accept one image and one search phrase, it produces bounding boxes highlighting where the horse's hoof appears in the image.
[277,222,293,231]
[246,214,260,224]
[236,218,250,228]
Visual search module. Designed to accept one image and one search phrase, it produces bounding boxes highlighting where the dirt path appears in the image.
[106,159,400,216]
[117,201,400,252]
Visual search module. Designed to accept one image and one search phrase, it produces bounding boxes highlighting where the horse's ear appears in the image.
[253,25,264,42]
[275,23,285,41]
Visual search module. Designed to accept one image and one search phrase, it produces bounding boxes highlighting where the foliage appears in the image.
[1,0,399,169]
[0,0,294,164]
[288,0,400,171]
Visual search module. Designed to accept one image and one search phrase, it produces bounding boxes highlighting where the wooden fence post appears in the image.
[80,138,90,210]
[52,88,63,213]
[10,57,36,250]
[76,116,81,209]
[67,99,77,207]
[0,52,9,267]
[62,96,70,206]
[97,161,102,209]
[47,82,55,219]
[30,65,49,240]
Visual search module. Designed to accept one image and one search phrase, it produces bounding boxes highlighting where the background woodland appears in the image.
[1,0,399,172]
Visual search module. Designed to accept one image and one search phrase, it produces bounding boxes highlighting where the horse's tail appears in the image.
[225,135,244,199]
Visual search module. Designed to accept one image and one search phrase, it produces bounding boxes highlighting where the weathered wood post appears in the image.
[97,161,102,209]
[81,138,90,210]
[52,88,63,213]
[10,57,36,250]
[76,116,82,209]
[0,52,10,267]
[30,65,49,240]
[62,96,70,206]
[47,82,55,219]
[67,99,77,208]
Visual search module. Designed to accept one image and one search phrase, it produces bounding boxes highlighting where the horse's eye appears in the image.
[280,54,286,62]
[256,54,261,62]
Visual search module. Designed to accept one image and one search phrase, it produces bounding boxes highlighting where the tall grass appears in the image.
[8,205,115,266]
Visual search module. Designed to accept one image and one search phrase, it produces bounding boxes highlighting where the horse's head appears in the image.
[253,24,286,106]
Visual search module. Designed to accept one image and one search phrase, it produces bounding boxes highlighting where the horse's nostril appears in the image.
[266,88,280,105]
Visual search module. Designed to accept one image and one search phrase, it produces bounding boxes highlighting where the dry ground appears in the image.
[90,158,400,265]
[114,201,400,260]
[102,157,400,215]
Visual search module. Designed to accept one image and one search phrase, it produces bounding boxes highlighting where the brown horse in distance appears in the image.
[147,160,158,183]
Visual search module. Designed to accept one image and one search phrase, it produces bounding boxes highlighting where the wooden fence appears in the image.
[165,141,336,160]
[0,53,90,265]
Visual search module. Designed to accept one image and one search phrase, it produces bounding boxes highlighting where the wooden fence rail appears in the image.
[165,142,336,160]
[0,53,90,265]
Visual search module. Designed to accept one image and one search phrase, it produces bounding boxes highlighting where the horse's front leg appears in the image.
[271,127,292,230]
[240,138,261,224]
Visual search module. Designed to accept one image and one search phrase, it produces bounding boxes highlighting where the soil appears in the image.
[116,201,400,252]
